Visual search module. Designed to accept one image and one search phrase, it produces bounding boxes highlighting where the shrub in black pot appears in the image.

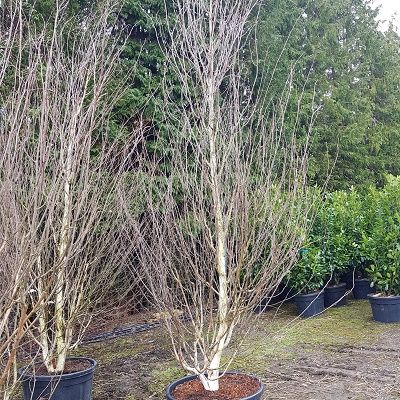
[353,278,374,299]
[288,246,330,318]
[345,265,374,299]
[294,291,325,318]
[321,233,351,307]
[322,248,350,308]
[363,176,400,322]
[341,271,373,298]
[318,190,367,307]
[368,294,400,323]
[324,282,347,307]
[255,283,294,313]
[18,357,96,400]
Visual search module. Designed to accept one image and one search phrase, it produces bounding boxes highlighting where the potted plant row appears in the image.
[287,189,371,317]
[283,176,400,325]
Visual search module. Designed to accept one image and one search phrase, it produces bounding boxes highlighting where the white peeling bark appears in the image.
[53,140,73,373]
[204,29,230,387]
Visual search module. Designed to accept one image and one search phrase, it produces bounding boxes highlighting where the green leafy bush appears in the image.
[320,192,353,284]
[309,190,365,285]
[288,245,331,294]
[363,176,400,295]
[289,175,400,296]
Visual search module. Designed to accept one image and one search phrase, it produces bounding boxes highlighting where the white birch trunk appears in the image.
[36,257,52,371]
[205,29,230,387]
[53,140,74,373]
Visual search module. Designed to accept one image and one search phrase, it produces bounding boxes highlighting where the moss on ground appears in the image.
[147,364,184,397]
[267,300,393,347]
[223,300,397,375]
[72,336,146,366]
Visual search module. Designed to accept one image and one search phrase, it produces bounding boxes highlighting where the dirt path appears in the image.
[264,337,400,399]
[76,300,400,400]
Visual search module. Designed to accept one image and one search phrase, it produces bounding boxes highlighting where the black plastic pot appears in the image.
[18,357,96,400]
[324,283,347,307]
[342,271,355,290]
[294,291,324,318]
[165,371,264,400]
[254,297,270,313]
[255,284,294,313]
[353,278,374,299]
[368,294,400,323]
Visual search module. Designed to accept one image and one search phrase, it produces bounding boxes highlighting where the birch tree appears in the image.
[0,0,139,377]
[125,0,319,392]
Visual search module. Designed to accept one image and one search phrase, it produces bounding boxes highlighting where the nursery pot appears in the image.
[255,284,294,313]
[324,283,347,307]
[166,371,264,400]
[342,271,355,290]
[353,278,374,299]
[368,294,400,323]
[294,291,324,318]
[18,357,96,400]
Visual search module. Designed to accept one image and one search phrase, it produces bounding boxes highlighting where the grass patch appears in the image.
[271,300,394,347]
[72,336,146,366]
[222,300,397,374]
[148,364,184,397]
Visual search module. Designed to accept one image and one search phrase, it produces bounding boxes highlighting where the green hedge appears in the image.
[289,175,400,295]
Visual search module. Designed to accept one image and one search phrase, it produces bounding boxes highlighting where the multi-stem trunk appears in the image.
[51,140,74,373]
[205,137,230,391]
[202,59,230,390]
[0,269,25,397]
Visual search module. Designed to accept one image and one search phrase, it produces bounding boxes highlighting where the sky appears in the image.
[373,0,400,31]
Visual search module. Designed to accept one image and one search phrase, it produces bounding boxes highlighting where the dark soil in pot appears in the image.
[294,291,324,318]
[368,294,400,323]
[18,357,96,400]
[27,359,93,376]
[166,372,264,400]
[324,283,347,307]
[353,278,374,299]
